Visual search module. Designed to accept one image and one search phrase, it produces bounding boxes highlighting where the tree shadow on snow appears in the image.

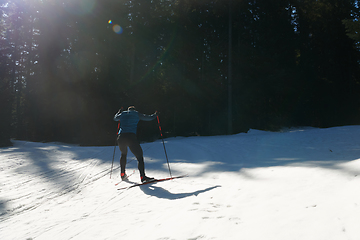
[139,184,220,200]
[145,126,360,178]
[4,126,360,202]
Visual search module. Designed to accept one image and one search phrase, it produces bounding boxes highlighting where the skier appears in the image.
[114,106,157,183]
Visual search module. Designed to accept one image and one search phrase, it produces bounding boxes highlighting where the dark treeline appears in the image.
[1,0,360,147]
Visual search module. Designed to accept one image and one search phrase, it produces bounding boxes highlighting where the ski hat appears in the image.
[128,106,136,111]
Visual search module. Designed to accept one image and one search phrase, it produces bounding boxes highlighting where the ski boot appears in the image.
[121,173,129,181]
[141,176,155,183]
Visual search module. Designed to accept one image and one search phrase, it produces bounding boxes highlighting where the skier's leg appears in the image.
[128,134,145,177]
[117,135,128,174]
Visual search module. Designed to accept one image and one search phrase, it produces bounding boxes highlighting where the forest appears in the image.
[1,0,360,147]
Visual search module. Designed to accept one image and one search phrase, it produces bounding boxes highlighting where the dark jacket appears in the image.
[114,109,157,134]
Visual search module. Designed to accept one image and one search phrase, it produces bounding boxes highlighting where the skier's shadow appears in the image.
[139,184,221,200]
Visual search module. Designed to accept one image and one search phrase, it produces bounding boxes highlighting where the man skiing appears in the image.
[114,106,157,183]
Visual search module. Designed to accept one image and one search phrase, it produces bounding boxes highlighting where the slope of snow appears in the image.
[1,126,360,240]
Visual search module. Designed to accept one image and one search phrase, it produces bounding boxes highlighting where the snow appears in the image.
[1,126,360,240]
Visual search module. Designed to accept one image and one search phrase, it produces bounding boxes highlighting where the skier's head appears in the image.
[128,106,136,111]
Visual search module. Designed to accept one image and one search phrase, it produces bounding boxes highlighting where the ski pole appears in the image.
[110,121,120,179]
[110,107,123,179]
[156,114,172,178]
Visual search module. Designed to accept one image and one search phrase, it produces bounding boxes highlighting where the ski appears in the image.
[117,175,188,190]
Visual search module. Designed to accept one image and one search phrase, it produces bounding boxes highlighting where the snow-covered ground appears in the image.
[2,126,360,240]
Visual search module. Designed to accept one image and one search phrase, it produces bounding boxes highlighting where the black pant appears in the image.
[117,133,145,177]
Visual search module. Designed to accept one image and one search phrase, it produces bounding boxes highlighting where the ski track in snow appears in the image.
[1,126,360,239]
[0,142,112,219]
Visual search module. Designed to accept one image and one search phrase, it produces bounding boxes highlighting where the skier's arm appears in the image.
[138,112,157,121]
[113,109,122,121]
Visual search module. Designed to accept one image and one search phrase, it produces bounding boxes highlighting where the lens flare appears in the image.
[113,24,123,34]
[108,20,112,24]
